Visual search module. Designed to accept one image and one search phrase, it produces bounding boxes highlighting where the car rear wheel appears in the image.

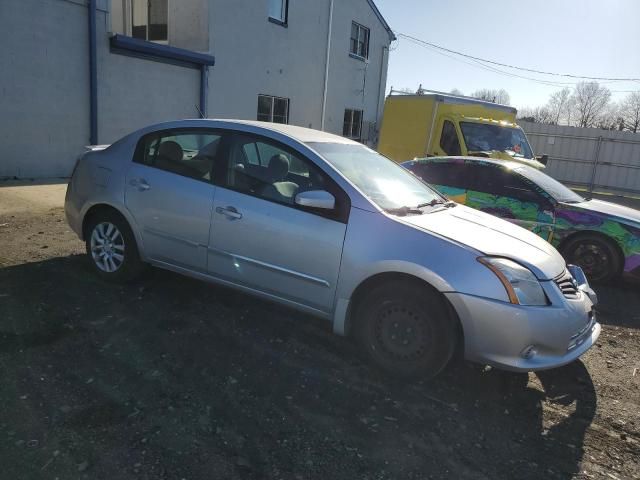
[561,234,621,283]
[85,211,143,282]
[354,281,457,380]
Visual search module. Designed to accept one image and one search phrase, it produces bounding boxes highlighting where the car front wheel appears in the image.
[354,281,457,380]
[561,234,621,283]
[85,211,143,282]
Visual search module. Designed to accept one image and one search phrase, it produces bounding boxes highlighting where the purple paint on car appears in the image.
[555,209,603,227]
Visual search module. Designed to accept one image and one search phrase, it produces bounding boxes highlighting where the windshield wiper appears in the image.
[386,199,456,216]
[385,206,424,216]
[417,199,457,209]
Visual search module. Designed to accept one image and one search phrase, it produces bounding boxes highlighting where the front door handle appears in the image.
[129,178,151,192]
[216,206,242,220]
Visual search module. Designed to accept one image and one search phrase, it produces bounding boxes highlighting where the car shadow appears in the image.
[592,276,640,330]
[0,255,597,479]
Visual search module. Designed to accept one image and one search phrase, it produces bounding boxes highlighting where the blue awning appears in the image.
[109,34,215,69]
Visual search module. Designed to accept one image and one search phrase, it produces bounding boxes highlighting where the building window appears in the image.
[268,0,288,25]
[350,22,370,59]
[343,109,363,140]
[132,0,168,43]
[258,95,290,124]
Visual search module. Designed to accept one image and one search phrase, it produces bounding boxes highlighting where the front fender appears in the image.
[331,208,510,335]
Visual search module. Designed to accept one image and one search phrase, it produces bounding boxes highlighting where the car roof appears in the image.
[405,156,525,170]
[140,119,358,145]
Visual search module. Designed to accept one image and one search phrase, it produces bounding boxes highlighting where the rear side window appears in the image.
[133,129,222,182]
[439,121,461,156]
[412,161,470,189]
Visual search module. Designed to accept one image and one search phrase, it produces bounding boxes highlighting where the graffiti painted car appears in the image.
[403,157,640,282]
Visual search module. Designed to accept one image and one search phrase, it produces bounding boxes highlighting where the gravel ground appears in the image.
[0,181,639,480]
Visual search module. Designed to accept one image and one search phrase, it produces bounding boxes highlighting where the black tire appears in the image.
[85,210,144,283]
[353,281,457,380]
[560,233,622,283]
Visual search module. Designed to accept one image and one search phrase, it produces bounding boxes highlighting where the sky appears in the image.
[374,0,640,110]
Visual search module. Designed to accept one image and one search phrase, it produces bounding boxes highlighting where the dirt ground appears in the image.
[0,181,639,480]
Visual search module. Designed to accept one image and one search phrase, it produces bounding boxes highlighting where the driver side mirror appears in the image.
[535,154,549,166]
[295,190,335,210]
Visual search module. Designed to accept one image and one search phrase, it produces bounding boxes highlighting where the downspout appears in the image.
[200,66,208,118]
[375,46,388,125]
[88,0,98,145]
[320,0,334,131]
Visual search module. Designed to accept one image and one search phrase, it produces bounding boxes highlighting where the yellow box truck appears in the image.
[378,90,547,169]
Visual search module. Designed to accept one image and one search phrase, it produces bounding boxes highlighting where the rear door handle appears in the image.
[216,206,242,220]
[129,178,150,191]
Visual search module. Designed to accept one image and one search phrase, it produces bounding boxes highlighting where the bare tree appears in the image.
[571,81,612,128]
[595,102,624,130]
[547,87,572,124]
[518,106,555,124]
[470,88,511,105]
[620,91,640,133]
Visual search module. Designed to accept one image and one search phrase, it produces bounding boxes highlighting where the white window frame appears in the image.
[343,109,363,140]
[350,22,370,60]
[257,95,290,124]
[268,0,289,25]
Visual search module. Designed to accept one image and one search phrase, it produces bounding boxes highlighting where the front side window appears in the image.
[514,165,584,204]
[469,164,548,205]
[257,95,289,124]
[132,0,168,42]
[309,143,442,211]
[134,130,222,181]
[268,0,288,24]
[224,135,327,207]
[460,122,534,159]
[343,109,363,140]
[350,22,370,59]
[439,121,462,156]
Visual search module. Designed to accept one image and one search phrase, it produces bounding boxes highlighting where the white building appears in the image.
[0,0,394,178]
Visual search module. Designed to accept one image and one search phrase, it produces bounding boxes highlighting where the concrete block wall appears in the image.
[0,0,90,178]
[0,0,392,178]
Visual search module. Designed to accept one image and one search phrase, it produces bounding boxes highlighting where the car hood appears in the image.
[565,199,640,226]
[398,204,565,280]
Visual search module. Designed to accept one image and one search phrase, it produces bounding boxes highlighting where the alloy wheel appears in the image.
[90,222,126,273]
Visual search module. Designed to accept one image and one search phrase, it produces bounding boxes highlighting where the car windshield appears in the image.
[308,142,443,211]
[460,122,534,159]
[514,165,585,203]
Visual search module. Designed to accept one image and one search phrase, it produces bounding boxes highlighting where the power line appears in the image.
[395,33,640,82]
[401,36,578,89]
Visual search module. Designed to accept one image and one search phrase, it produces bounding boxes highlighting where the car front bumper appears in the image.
[445,281,601,372]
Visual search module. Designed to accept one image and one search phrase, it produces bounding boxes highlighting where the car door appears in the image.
[125,129,223,272]
[207,132,349,313]
[465,163,556,241]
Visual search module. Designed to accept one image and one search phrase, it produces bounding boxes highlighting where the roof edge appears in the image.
[366,0,396,42]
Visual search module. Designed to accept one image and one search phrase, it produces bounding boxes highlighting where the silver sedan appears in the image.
[65,120,600,379]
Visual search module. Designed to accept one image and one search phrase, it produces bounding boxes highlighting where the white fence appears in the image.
[519,121,640,195]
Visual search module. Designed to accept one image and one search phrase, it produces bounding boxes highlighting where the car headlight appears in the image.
[478,257,548,306]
